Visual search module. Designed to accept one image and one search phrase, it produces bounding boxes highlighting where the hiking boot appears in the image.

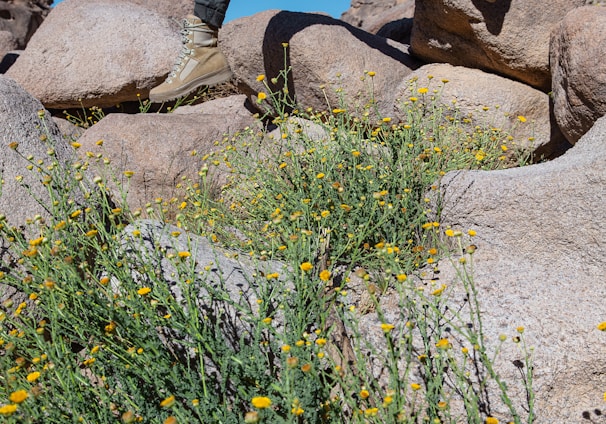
[149,15,232,103]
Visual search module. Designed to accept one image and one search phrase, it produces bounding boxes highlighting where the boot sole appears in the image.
[149,67,233,103]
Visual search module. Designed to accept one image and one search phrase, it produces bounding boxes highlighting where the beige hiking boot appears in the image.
[149,15,232,103]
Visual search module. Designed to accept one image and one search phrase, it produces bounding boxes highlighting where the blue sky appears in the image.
[52,1,352,22]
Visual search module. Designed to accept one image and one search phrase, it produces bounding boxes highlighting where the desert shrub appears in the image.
[0,73,534,423]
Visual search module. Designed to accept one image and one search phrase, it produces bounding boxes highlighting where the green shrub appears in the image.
[0,74,534,423]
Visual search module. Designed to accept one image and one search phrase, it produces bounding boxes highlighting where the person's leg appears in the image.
[149,1,232,103]
[194,0,231,29]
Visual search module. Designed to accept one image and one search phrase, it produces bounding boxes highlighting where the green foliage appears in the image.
[179,74,530,280]
[0,74,534,423]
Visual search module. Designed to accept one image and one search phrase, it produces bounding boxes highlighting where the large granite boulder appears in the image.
[341,0,415,44]
[0,30,18,65]
[123,0,193,22]
[432,114,606,422]
[550,6,606,144]
[0,0,52,48]
[0,75,74,226]
[76,95,256,212]
[6,0,181,108]
[410,0,585,91]
[220,9,421,118]
[0,74,80,318]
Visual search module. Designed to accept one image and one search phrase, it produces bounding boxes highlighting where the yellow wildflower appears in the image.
[364,407,379,416]
[435,338,451,349]
[0,404,17,415]
[381,323,395,333]
[26,371,41,382]
[9,390,28,404]
[411,383,421,391]
[359,389,370,399]
[83,358,96,366]
[29,237,44,246]
[22,247,38,257]
[160,395,175,408]
[319,270,331,281]
[104,321,116,333]
[300,262,313,272]
[485,418,499,424]
[251,396,272,409]
[431,284,447,296]
[137,287,151,296]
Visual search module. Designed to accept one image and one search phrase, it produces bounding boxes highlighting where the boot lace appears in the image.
[165,19,213,82]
